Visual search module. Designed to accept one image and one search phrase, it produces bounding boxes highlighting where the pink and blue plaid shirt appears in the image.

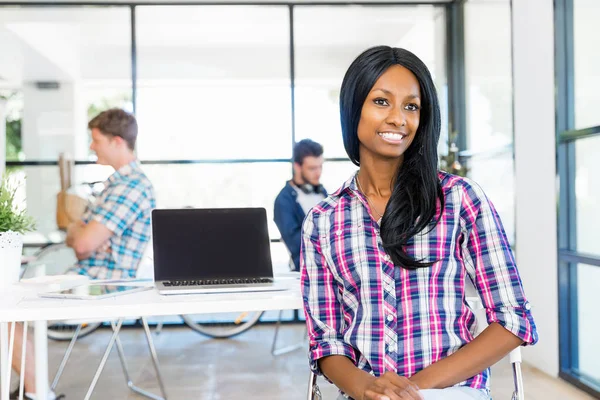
[300,171,537,395]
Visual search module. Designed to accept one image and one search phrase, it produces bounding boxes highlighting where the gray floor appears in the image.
[11,324,596,400]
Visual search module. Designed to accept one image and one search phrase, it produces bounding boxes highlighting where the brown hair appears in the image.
[88,108,138,151]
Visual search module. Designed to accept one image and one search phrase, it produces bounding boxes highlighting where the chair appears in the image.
[306,296,525,400]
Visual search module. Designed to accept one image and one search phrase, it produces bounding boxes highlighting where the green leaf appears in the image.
[0,173,36,234]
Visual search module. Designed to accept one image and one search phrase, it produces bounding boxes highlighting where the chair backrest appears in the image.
[306,297,525,400]
[280,241,296,272]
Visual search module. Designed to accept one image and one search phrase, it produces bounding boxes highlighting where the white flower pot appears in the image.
[0,231,23,290]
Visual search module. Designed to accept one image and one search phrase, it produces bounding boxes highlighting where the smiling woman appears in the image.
[340,47,443,269]
[301,46,537,400]
[357,67,420,163]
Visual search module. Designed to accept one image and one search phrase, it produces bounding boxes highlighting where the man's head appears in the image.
[292,139,324,187]
[88,108,137,166]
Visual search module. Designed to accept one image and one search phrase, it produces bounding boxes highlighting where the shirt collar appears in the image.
[107,160,140,184]
[332,171,360,198]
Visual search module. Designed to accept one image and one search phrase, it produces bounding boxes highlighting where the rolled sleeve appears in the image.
[300,212,357,376]
[92,182,149,237]
[461,181,538,346]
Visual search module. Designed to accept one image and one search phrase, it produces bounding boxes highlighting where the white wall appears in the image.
[21,82,88,233]
[512,0,559,377]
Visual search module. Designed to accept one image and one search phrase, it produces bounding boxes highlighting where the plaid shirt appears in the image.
[301,171,537,395]
[72,161,155,280]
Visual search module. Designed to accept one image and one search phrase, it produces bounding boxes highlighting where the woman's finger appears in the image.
[364,389,389,400]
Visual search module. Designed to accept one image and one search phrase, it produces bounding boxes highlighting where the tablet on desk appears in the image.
[39,283,152,300]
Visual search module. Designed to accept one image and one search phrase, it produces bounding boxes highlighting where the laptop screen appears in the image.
[151,208,274,281]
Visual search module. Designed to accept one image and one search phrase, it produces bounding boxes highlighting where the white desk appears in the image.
[0,283,303,400]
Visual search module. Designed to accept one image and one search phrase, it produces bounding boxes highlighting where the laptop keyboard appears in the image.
[162,278,272,287]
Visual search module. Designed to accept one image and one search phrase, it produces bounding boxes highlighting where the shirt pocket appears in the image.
[325,224,381,297]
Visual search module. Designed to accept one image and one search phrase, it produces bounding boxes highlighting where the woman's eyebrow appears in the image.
[371,88,421,101]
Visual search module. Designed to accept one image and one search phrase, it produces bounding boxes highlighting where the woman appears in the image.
[300,46,537,400]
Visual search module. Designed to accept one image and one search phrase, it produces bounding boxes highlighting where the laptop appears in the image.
[152,207,288,295]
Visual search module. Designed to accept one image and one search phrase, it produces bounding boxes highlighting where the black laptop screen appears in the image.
[151,208,274,281]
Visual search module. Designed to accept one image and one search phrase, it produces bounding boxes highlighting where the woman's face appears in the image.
[357,65,421,163]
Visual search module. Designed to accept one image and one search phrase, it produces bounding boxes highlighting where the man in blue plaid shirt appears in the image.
[66,108,156,280]
[10,109,155,400]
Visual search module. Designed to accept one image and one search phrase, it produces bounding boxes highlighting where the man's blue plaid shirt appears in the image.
[70,161,156,279]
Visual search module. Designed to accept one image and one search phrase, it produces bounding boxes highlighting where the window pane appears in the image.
[577,263,600,382]
[320,160,357,194]
[0,90,23,162]
[0,6,132,162]
[464,0,515,244]
[18,161,291,238]
[142,162,290,240]
[294,5,448,158]
[136,6,291,160]
[574,0,600,129]
[575,135,600,256]
[10,164,111,237]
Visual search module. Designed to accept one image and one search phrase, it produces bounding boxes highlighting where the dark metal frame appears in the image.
[5,157,350,167]
[445,0,466,151]
[555,0,600,396]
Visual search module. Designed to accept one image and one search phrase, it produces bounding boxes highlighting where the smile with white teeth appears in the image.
[378,132,406,143]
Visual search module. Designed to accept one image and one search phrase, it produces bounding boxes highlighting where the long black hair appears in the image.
[340,46,444,269]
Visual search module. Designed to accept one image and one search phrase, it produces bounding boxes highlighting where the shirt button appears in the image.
[525,303,531,311]
[389,344,397,352]
[336,229,342,236]
[384,254,391,262]
[387,314,394,322]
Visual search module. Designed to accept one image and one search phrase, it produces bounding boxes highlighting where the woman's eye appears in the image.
[374,98,389,106]
[405,103,420,111]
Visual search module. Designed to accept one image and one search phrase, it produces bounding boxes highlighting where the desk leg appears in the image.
[84,319,124,400]
[34,321,48,400]
[18,322,28,400]
[1,322,16,400]
[1,322,9,400]
[32,263,48,400]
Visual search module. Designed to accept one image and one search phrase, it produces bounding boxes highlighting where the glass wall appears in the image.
[464,0,515,243]
[0,6,132,162]
[294,5,447,161]
[576,263,600,382]
[575,135,600,257]
[573,0,600,129]
[1,3,448,246]
[557,0,600,395]
[0,6,131,235]
[135,6,292,161]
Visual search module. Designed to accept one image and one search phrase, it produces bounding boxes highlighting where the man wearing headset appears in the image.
[274,139,327,271]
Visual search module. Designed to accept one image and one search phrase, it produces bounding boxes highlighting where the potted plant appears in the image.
[0,173,35,289]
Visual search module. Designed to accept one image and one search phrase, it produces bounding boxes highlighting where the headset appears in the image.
[294,181,324,195]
